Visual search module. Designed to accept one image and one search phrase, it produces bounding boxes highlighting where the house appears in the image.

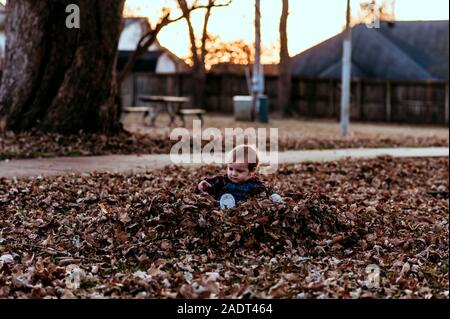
[118,17,189,106]
[118,17,188,74]
[289,20,449,124]
[291,20,449,81]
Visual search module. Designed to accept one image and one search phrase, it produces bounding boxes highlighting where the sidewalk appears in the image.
[0,147,448,179]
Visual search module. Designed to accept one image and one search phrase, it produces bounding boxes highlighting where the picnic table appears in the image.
[138,95,190,126]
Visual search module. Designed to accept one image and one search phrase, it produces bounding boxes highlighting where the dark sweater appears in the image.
[199,174,269,202]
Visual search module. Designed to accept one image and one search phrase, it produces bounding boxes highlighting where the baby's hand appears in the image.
[198,180,212,193]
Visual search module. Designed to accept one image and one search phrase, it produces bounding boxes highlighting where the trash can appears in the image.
[233,96,253,121]
[258,95,269,123]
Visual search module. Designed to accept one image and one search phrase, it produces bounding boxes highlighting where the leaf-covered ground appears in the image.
[0,129,448,160]
[0,157,448,298]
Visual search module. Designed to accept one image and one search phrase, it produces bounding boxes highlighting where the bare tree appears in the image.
[277,0,290,117]
[177,0,232,107]
[0,0,125,134]
[355,0,396,26]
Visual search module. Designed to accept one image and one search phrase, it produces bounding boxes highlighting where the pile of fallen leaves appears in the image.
[0,129,448,160]
[0,130,172,160]
[279,134,448,151]
[0,157,448,298]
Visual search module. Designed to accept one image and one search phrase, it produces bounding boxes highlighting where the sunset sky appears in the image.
[125,0,449,62]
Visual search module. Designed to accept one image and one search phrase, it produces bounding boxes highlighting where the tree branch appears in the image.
[179,0,232,71]
[178,0,200,70]
[200,1,214,72]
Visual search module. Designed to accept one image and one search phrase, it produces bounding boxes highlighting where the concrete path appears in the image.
[0,147,448,179]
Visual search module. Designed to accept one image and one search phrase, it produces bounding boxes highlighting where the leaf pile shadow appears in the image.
[0,157,448,298]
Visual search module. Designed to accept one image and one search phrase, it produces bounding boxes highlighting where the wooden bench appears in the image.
[177,108,206,127]
[122,106,205,127]
[122,106,154,125]
[122,106,151,113]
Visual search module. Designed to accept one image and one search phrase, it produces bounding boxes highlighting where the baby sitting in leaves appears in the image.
[197,145,283,209]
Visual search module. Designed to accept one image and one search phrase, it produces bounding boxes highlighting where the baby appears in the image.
[197,145,282,209]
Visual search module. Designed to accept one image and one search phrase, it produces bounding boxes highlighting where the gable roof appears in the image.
[119,17,158,51]
[117,17,189,73]
[291,20,449,81]
[117,50,163,73]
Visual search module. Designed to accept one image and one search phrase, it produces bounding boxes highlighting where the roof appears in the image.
[118,17,189,73]
[210,63,278,76]
[291,20,449,81]
[119,17,156,51]
[117,50,163,72]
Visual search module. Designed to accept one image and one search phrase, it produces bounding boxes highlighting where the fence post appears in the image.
[426,82,433,122]
[357,80,363,120]
[132,74,137,106]
[386,81,392,122]
[178,74,182,96]
[329,79,335,117]
[167,75,174,95]
[445,82,449,125]
[308,80,315,117]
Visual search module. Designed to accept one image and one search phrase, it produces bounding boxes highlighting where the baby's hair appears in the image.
[227,144,260,172]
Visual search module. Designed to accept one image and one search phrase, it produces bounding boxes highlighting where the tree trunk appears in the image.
[192,68,207,107]
[178,0,230,108]
[178,0,204,108]
[277,0,291,117]
[0,0,125,134]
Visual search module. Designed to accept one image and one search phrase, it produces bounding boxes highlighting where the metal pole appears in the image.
[340,0,352,136]
[252,0,262,121]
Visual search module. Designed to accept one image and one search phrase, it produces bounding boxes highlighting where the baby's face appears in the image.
[227,162,252,184]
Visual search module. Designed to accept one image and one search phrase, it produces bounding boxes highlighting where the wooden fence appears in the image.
[122,72,449,125]
[122,72,450,125]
